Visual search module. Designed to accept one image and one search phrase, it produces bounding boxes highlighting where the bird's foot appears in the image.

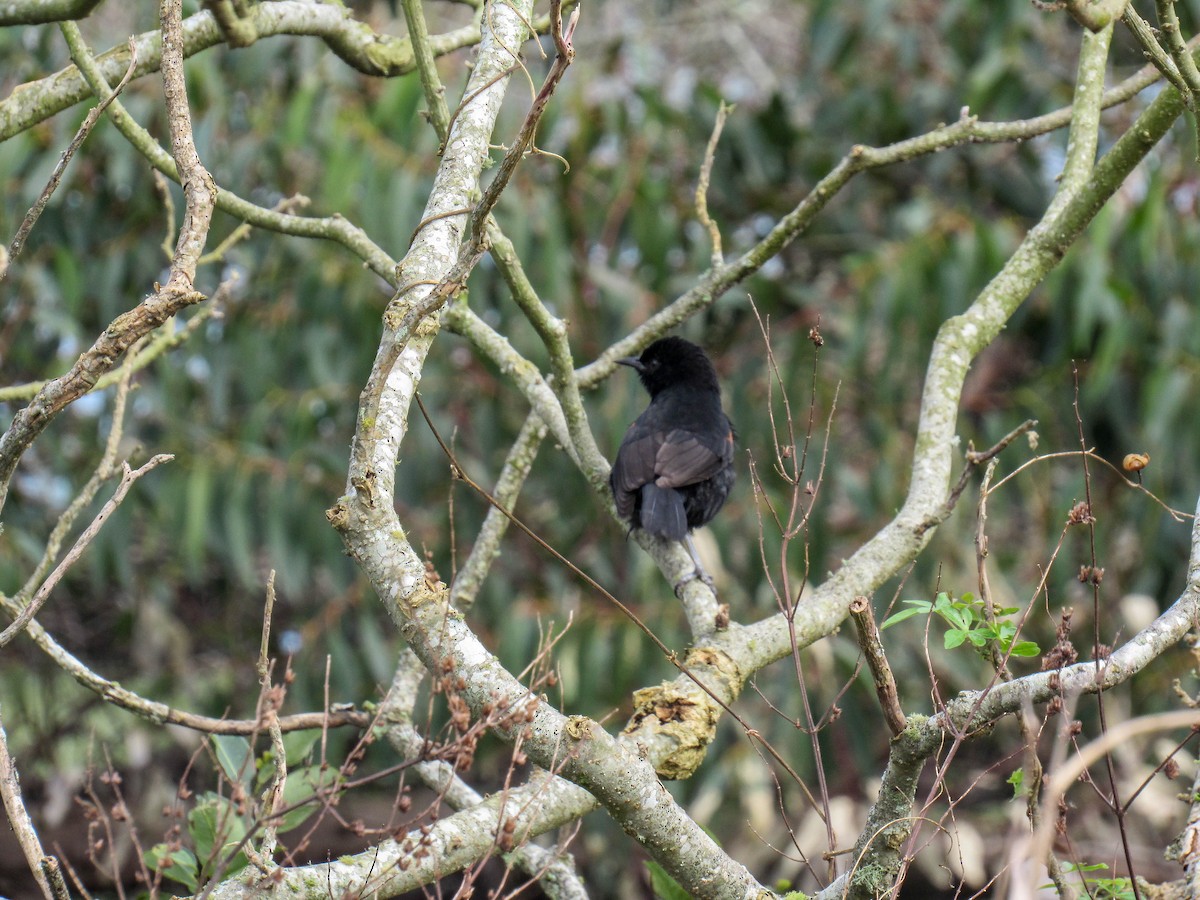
[675,534,718,598]
[674,566,716,599]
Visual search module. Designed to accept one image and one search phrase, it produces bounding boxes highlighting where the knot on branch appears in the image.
[622,679,723,781]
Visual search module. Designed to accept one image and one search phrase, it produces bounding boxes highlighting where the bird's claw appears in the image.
[674,566,716,599]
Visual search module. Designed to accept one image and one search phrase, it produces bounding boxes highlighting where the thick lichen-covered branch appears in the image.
[0,0,101,25]
[0,2,477,140]
[734,29,1185,671]
[326,0,772,891]
[811,490,1200,899]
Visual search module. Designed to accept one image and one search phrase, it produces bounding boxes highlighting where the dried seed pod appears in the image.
[1122,452,1150,473]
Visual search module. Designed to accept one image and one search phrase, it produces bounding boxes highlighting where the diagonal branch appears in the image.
[0,2,216,516]
[389,0,579,353]
[2,39,138,282]
[0,456,174,649]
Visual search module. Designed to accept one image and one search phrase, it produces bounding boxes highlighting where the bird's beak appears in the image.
[616,356,645,372]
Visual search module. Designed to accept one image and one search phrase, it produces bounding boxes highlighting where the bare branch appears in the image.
[2,38,138,283]
[0,707,69,899]
[695,100,732,270]
[0,455,174,649]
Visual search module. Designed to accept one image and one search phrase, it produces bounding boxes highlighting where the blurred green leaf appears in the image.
[189,793,248,878]
[144,844,199,892]
[645,860,692,900]
[275,764,338,834]
[213,734,252,787]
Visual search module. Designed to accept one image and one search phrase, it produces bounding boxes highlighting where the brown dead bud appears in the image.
[1066,501,1095,525]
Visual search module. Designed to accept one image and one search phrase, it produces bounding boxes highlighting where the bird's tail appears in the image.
[639,484,687,541]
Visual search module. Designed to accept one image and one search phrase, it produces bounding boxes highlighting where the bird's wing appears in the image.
[653,426,734,489]
[611,429,661,518]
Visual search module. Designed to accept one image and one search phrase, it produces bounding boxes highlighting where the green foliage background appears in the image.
[3,0,1200,894]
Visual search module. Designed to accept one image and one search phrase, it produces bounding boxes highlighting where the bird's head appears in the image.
[616,336,721,397]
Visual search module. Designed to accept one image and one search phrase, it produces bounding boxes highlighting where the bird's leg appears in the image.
[674,534,716,598]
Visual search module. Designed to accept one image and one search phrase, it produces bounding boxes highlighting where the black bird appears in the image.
[609,337,735,547]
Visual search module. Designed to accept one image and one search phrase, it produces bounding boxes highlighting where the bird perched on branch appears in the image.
[609,337,735,584]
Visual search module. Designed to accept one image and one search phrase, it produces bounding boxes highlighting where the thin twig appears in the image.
[915,418,1039,536]
[695,100,731,270]
[152,169,177,260]
[1155,0,1200,102]
[1069,362,1143,900]
[401,0,452,143]
[3,38,139,282]
[1122,6,1193,107]
[0,455,174,649]
[256,571,287,862]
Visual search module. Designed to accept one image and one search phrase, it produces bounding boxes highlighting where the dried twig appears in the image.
[695,100,731,270]
[255,572,287,862]
[849,596,907,736]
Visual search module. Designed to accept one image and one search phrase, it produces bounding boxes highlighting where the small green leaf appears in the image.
[274,765,338,833]
[1007,769,1024,797]
[881,606,927,628]
[189,794,247,877]
[144,844,199,892]
[257,729,327,790]
[1010,641,1041,657]
[213,734,252,786]
[282,729,323,767]
[944,630,968,649]
[941,607,971,631]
